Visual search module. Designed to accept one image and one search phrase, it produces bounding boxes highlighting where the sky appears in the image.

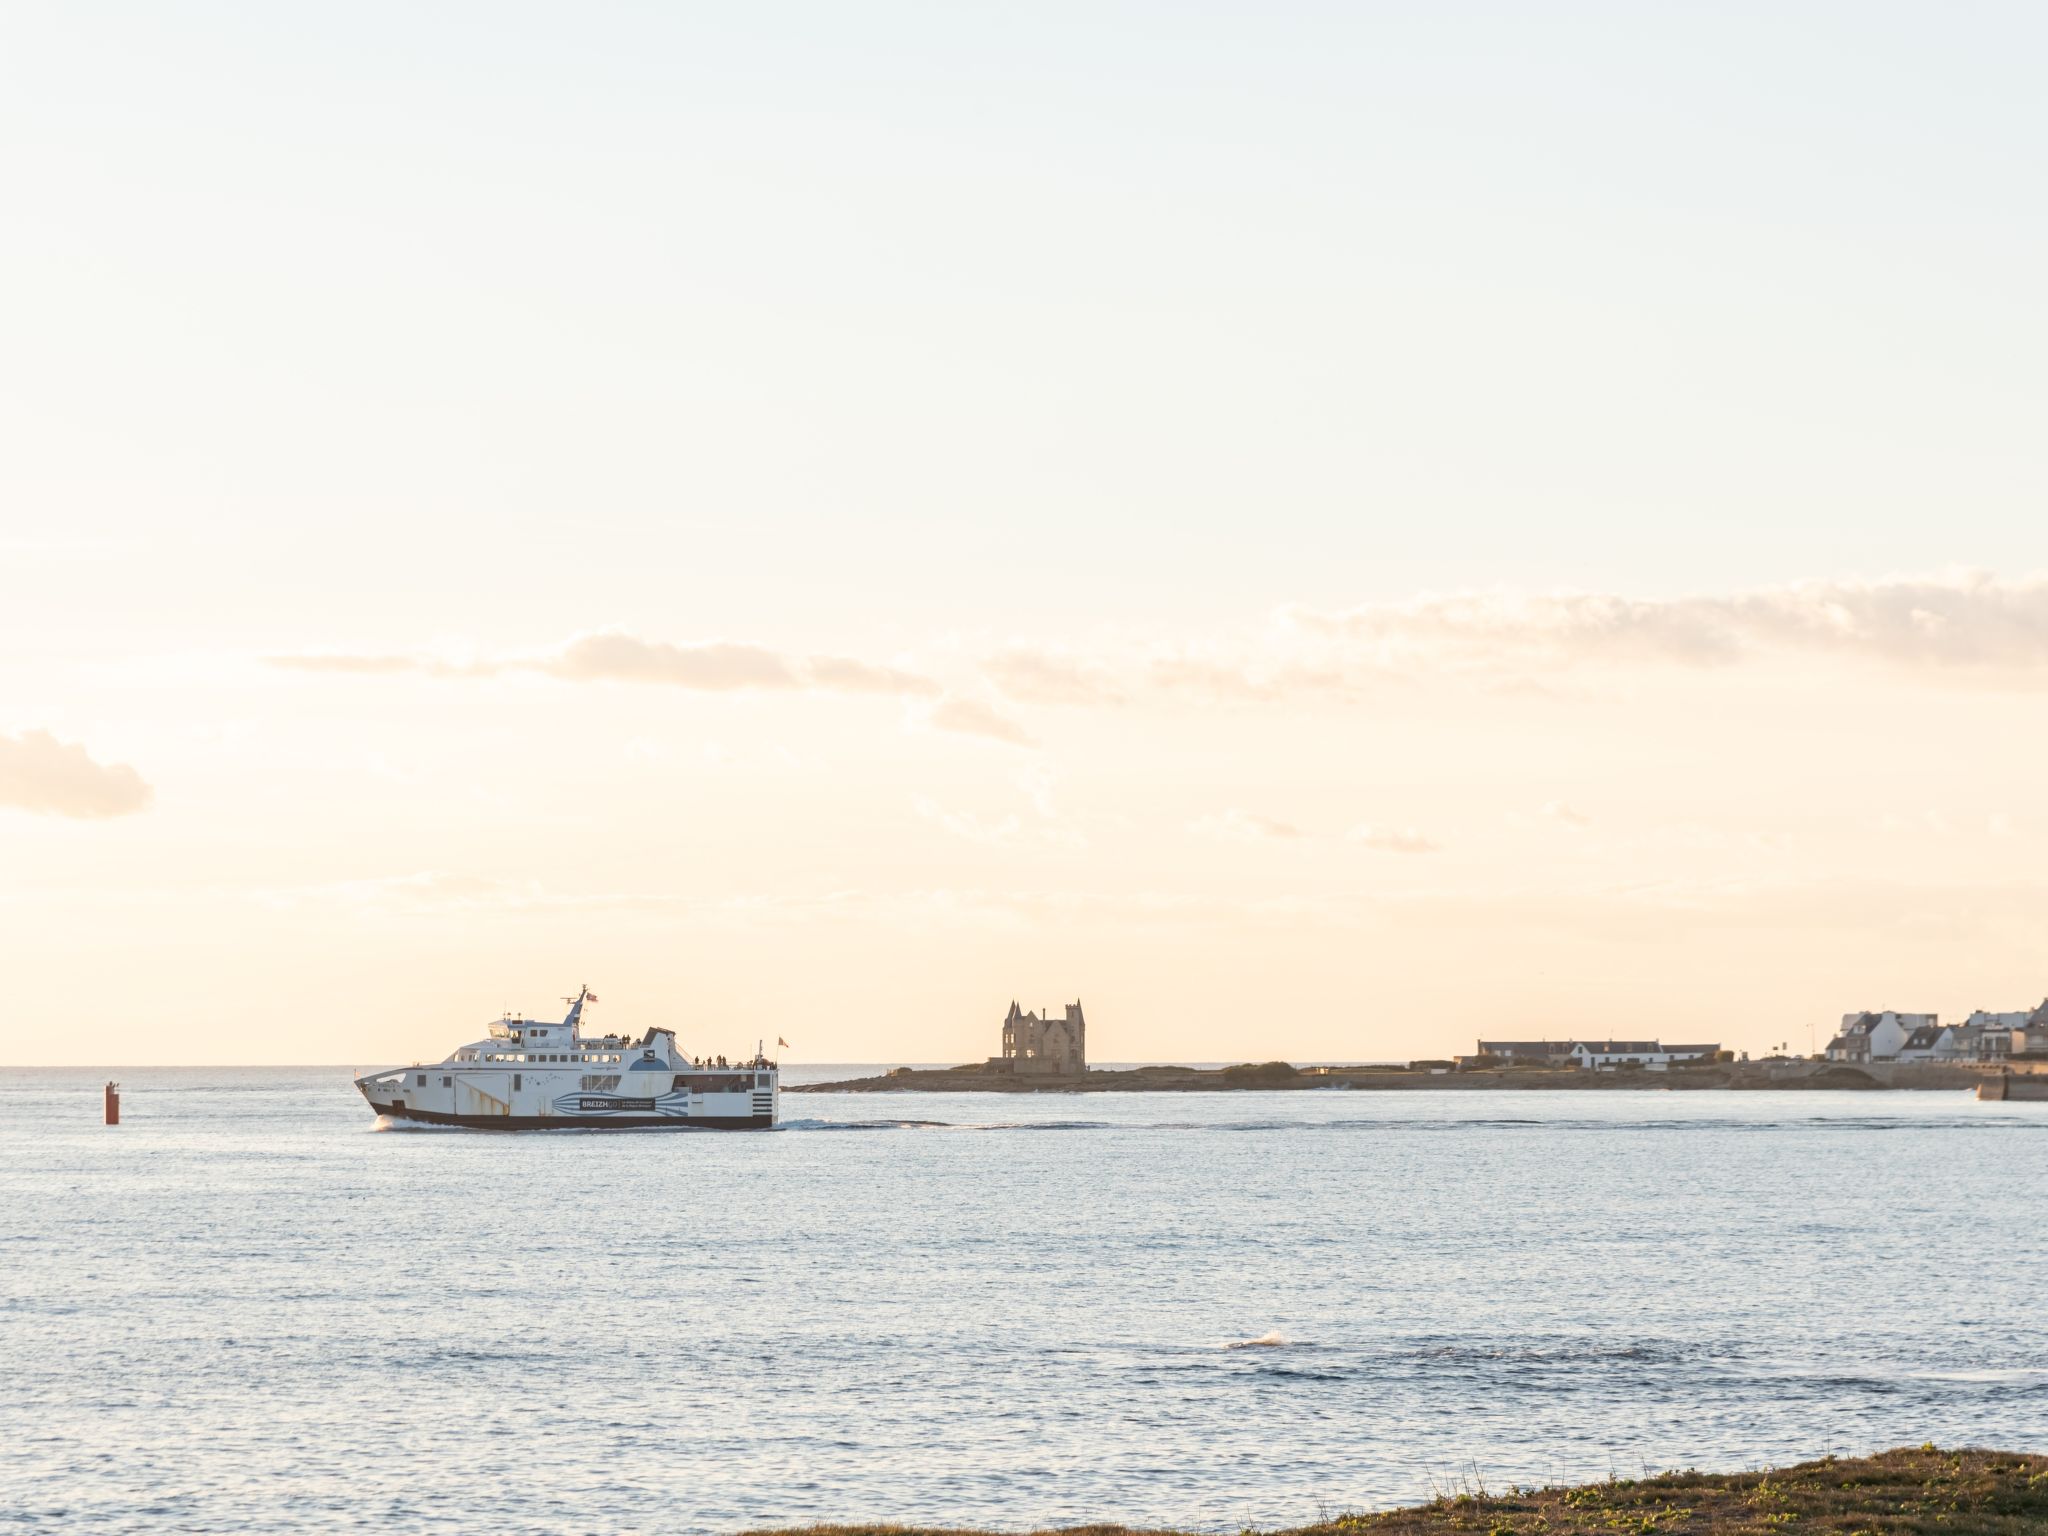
[4,2,2047,1066]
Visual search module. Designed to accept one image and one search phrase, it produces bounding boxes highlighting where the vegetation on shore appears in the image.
[748,1448,2048,1535]
[789,1060,1994,1094]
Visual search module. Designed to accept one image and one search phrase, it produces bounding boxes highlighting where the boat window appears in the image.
[416,1073,426,1086]
[513,1074,522,1091]
[442,1076,451,1087]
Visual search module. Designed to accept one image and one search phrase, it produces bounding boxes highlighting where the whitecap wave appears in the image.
[1224,1330,1289,1349]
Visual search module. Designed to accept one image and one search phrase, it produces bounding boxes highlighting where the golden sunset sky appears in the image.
[5,4,2046,1065]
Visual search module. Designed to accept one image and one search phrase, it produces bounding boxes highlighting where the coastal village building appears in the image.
[1473,1040,1576,1064]
[1965,1010,2031,1032]
[1568,1040,1721,1071]
[1459,1039,1720,1071]
[986,1001,1087,1076]
[1940,1024,2007,1061]
[1825,1011,1935,1063]
[1894,1025,1949,1063]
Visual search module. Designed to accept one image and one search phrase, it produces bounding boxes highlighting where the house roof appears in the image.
[1901,1026,1945,1049]
[1573,1041,1664,1054]
[1475,1040,1571,1054]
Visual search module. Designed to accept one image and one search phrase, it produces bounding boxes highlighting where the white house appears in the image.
[1826,1011,1933,1063]
[1569,1040,1720,1072]
[1894,1025,1949,1063]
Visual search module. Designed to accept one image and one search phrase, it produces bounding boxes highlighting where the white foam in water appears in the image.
[1225,1330,1290,1349]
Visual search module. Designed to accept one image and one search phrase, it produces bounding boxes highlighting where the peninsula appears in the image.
[794,1004,2041,1094]
[789,1058,2003,1093]
[743,1446,2048,1535]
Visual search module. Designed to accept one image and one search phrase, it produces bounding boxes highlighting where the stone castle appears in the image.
[987,1000,1087,1076]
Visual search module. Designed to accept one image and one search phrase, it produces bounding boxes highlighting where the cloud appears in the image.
[0,729,152,819]
[253,870,716,914]
[267,653,435,676]
[968,572,2048,715]
[1189,808,1304,843]
[928,697,1035,747]
[1147,655,1289,703]
[915,798,1026,845]
[268,633,944,698]
[1542,800,1592,828]
[804,655,943,697]
[1285,570,2048,676]
[983,648,1125,706]
[1347,824,1441,853]
[547,635,802,690]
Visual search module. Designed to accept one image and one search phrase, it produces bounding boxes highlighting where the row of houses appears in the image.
[1826,1004,2048,1064]
[1460,1039,1724,1072]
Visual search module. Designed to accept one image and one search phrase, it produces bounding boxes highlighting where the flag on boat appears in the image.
[777,1037,789,1048]
[586,992,600,1003]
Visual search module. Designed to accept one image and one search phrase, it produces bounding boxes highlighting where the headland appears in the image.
[741,1446,2048,1535]
[790,1058,2007,1093]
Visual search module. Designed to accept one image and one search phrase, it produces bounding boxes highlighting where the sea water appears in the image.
[4,1067,2046,1533]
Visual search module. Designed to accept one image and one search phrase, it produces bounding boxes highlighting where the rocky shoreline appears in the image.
[742,1447,2048,1535]
[790,1059,2007,1093]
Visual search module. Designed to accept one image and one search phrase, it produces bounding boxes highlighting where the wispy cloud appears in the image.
[1542,800,1592,828]
[269,632,944,698]
[1189,808,1304,843]
[1347,824,1441,853]
[0,729,152,819]
[913,797,1087,849]
[982,648,1126,706]
[1284,571,2048,676]
[927,697,1034,747]
[546,635,804,690]
[977,572,2048,713]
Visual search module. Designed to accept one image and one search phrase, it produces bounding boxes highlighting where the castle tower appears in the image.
[999,999,1086,1075]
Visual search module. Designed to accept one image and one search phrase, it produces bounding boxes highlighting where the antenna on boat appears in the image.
[562,984,593,1031]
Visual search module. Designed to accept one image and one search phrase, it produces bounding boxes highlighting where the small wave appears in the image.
[774,1117,955,1132]
[776,1117,1112,1133]
[980,1120,1112,1132]
[1224,1330,1289,1349]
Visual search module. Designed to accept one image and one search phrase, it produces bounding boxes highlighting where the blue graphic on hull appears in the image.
[553,1090,694,1118]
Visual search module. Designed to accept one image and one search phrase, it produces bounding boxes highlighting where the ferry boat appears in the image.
[354,987,778,1130]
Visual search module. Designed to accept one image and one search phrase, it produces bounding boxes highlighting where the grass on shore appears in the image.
[749,1447,2048,1536]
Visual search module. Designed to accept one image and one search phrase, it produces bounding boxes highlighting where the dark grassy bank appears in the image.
[749,1447,2048,1535]
[789,1061,2000,1093]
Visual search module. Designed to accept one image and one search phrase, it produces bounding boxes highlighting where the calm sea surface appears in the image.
[4,1067,2047,1533]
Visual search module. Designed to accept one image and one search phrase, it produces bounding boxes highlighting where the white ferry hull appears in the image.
[370,1100,774,1131]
